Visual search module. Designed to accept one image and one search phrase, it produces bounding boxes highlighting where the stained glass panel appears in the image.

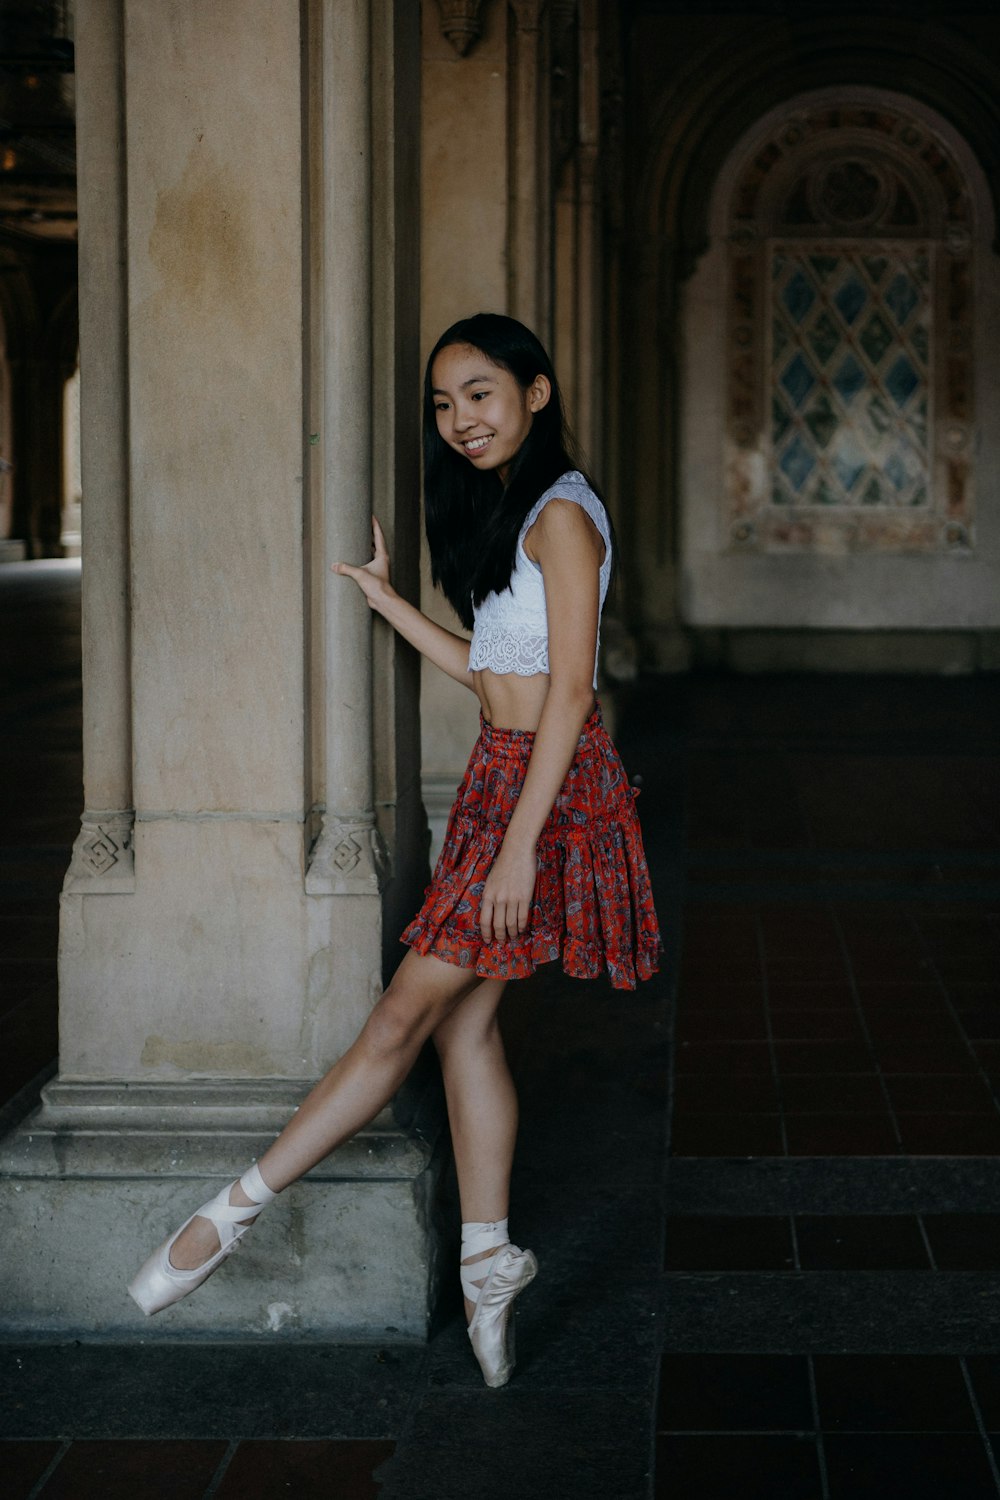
[770,244,931,509]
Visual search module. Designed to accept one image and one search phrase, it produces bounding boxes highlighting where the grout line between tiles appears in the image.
[200,1439,239,1499]
[915,1213,939,1271]
[906,909,1000,1122]
[959,1359,1000,1497]
[754,909,789,1159]
[829,904,905,1150]
[24,1438,71,1500]
[806,1355,831,1500]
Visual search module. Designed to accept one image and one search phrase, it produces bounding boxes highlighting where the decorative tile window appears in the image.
[771,244,930,509]
[726,104,974,555]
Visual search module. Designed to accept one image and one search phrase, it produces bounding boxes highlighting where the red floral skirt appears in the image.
[400,705,662,990]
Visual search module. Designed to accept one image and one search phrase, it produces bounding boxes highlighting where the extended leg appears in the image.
[168,949,484,1270]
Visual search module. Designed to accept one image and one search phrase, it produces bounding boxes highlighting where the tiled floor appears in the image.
[1,1438,394,1499]
[4,565,1000,1497]
[657,1352,1000,1500]
[651,674,1000,1498]
[672,902,1000,1158]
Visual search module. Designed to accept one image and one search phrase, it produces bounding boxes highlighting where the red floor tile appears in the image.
[923,1215,1000,1271]
[656,1434,822,1500]
[854,982,948,1010]
[1,1441,62,1500]
[675,982,767,1012]
[863,1011,964,1041]
[672,1073,780,1112]
[768,981,856,1008]
[769,1009,867,1042]
[774,1040,877,1075]
[883,1074,998,1113]
[673,1041,773,1076]
[766,955,849,982]
[871,1039,978,1075]
[757,907,841,953]
[823,1433,997,1500]
[970,1042,1000,1081]
[36,1440,228,1499]
[896,1113,1000,1155]
[795,1216,930,1270]
[951,983,1000,1007]
[929,956,1000,983]
[784,1112,900,1156]
[965,1356,1000,1427]
[953,1008,1000,1041]
[814,1354,976,1432]
[669,1112,785,1157]
[657,1353,811,1430]
[779,1074,887,1113]
[664,1216,794,1272]
[674,1008,770,1043]
[214,1440,395,1500]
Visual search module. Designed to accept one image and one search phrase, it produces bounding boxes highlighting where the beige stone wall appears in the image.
[419,0,508,792]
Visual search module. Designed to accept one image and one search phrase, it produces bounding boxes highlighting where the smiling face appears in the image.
[431,342,550,483]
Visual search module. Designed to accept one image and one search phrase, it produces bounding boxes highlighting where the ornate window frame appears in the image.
[725,99,975,557]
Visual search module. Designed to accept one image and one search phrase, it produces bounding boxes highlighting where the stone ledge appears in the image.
[2,1078,439,1182]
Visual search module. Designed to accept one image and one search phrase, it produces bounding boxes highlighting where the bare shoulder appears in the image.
[524,496,604,563]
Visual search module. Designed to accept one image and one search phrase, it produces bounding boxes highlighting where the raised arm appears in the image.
[478,497,604,943]
[332,517,475,689]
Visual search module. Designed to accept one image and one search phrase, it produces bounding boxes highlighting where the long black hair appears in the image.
[423,312,602,630]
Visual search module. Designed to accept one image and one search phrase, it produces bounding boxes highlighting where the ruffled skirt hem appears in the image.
[399,709,662,993]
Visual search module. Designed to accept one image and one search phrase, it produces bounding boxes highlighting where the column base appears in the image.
[0,1079,447,1341]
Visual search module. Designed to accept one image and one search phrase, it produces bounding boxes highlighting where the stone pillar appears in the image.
[0,0,438,1342]
[419,0,507,852]
[305,0,384,903]
[509,0,552,340]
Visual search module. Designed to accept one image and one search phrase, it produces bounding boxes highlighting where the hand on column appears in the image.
[331,516,392,610]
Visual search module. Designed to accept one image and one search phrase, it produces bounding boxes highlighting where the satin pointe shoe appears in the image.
[127,1162,276,1316]
[462,1238,538,1389]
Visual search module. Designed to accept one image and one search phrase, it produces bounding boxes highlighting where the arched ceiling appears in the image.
[627,11,1000,271]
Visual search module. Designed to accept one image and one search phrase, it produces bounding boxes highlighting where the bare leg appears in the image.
[170,950,484,1269]
[432,978,517,1323]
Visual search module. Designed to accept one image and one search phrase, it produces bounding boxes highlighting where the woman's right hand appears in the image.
[331,516,392,610]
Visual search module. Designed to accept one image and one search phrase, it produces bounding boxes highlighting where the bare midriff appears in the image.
[472,667,594,733]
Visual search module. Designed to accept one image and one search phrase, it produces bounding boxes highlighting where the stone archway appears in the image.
[617,15,1000,669]
[678,87,998,635]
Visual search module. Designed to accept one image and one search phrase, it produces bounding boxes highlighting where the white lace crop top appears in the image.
[468,471,612,689]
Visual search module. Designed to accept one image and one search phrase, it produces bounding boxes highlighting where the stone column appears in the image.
[509,0,552,339]
[0,0,438,1342]
[305,0,385,902]
[419,0,507,853]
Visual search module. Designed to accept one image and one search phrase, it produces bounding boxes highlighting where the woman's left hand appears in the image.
[480,840,538,944]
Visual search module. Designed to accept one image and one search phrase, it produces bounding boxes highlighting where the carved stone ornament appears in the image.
[305,813,390,896]
[436,0,490,56]
[65,810,136,893]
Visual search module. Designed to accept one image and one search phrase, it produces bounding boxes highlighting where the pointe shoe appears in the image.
[465,1244,538,1389]
[127,1163,276,1316]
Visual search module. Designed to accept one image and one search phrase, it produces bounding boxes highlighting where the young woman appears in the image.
[128,314,661,1388]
